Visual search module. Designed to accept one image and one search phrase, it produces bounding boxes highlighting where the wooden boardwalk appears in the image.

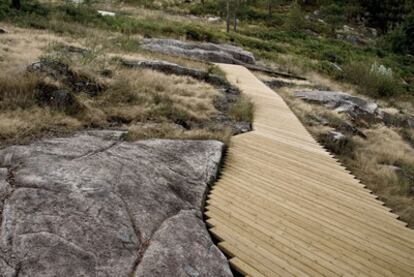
[205,64,414,277]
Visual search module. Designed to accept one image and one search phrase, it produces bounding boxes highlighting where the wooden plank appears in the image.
[206,198,414,274]
[216,172,404,226]
[229,258,267,277]
[209,185,414,259]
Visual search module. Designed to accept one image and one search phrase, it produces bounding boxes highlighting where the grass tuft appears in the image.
[229,95,254,122]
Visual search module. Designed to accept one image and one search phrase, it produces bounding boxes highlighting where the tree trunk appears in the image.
[226,0,230,33]
[11,0,21,9]
[268,0,272,17]
[233,0,238,32]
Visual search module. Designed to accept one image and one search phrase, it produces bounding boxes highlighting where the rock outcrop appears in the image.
[121,59,228,87]
[141,38,256,65]
[294,90,382,124]
[34,83,81,115]
[0,131,232,277]
[28,59,104,96]
[295,90,414,130]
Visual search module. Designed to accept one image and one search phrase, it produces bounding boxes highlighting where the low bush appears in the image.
[343,61,402,98]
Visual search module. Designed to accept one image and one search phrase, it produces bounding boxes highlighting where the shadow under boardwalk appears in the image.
[205,64,414,277]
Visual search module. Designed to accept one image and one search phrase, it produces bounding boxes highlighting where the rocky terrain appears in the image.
[141,38,256,65]
[294,89,414,137]
[0,131,232,276]
[1,0,414,274]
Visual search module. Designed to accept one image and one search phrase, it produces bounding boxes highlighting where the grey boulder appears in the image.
[0,131,232,277]
[141,38,256,65]
[294,90,381,123]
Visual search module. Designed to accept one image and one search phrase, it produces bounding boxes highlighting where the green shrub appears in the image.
[320,3,346,26]
[343,61,402,98]
[383,13,414,56]
[284,0,306,32]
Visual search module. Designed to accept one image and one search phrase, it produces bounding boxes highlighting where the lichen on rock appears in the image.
[0,131,232,277]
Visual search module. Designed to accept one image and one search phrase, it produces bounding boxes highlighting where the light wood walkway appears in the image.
[205,64,414,277]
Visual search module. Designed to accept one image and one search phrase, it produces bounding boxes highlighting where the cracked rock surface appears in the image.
[0,130,232,277]
[141,38,256,65]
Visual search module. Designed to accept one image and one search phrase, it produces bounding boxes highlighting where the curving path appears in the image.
[205,64,414,277]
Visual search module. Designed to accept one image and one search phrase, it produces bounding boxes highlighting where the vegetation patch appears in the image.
[0,29,253,147]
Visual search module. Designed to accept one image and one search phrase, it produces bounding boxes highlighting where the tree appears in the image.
[226,0,230,32]
[234,0,239,31]
[268,0,273,17]
[285,0,305,31]
[361,0,408,32]
[385,12,414,55]
[11,0,21,9]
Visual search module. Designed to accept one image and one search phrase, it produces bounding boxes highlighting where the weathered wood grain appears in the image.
[206,64,414,277]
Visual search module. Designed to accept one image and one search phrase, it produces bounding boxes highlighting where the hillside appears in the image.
[1,0,414,276]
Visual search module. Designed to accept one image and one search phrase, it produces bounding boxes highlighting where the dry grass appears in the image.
[125,123,232,144]
[0,25,70,74]
[350,128,414,225]
[0,25,242,147]
[229,95,254,122]
[0,108,81,143]
[94,68,219,124]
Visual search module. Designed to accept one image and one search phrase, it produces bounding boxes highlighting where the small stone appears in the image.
[343,25,354,33]
[329,130,346,141]
[64,45,89,54]
[207,16,221,23]
[329,62,343,73]
[368,27,377,37]
[184,265,200,277]
[97,10,116,17]
[407,117,414,129]
[233,122,252,134]
[0,28,7,34]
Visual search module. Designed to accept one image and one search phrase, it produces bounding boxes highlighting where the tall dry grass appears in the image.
[0,26,240,147]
